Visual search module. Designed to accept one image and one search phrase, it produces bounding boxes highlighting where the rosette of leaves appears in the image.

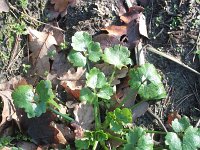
[12,80,59,118]
[75,130,108,150]
[68,31,102,67]
[165,116,200,150]
[123,127,153,150]
[105,108,132,133]
[129,63,166,100]
[80,67,114,103]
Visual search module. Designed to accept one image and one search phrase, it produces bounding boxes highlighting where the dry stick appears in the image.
[147,108,168,132]
[145,45,200,76]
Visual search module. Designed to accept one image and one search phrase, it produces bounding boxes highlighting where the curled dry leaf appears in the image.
[73,102,94,130]
[27,27,58,78]
[0,91,19,135]
[59,67,86,98]
[0,0,9,13]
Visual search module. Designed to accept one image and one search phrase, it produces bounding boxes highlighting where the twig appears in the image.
[147,108,168,132]
[145,45,200,76]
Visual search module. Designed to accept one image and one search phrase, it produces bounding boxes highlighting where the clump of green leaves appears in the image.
[165,116,200,150]
[12,80,59,118]
[17,0,28,9]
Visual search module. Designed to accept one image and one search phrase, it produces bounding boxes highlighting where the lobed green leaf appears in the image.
[102,45,132,69]
[129,63,166,100]
[172,116,190,133]
[67,50,86,67]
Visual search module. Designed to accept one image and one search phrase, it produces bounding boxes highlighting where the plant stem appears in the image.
[86,58,91,72]
[109,67,116,84]
[107,133,126,143]
[94,96,101,129]
[49,107,74,122]
[92,141,99,150]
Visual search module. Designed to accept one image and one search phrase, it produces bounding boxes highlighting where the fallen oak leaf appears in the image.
[27,27,58,78]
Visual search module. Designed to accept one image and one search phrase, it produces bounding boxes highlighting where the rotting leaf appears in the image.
[27,27,58,78]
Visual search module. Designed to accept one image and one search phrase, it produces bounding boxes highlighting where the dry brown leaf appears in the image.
[102,26,127,37]
[43,22,65,46]
[56,123,75,141]
[0,0,9,13]
[0,91,18,135]
[59,67,86,98]
[28,27,58,78]
[73,102,94,130]
[53,124,67,145]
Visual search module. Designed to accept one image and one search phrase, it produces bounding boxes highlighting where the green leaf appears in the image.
[67,50,86,67]
[137,134,153,150]
[80,88,96,104]
[124,127,153,150]
[93,130,108,142]
[97,84,113,100]
[172,116,190,132]
[36,80,55,102]
[86,67,107,89]
[183,126,200,150]
[165,132,182,150]
[126,127,144,146]
[12,85,35,118]
[129,63,166,100]
[110,119,123,133]
[71,31,92,51]
[75,139,90,150]
[102,45,132,69]
[114,108,132,124]
[88,41,102,62]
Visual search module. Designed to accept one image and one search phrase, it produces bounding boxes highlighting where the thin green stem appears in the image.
[49,107,74,122]
[94,96,101,129]
[86,58,91,72]
[109,67,116,85]
[107,133,126,143]
[92,141,98,150]
[145,130,167,135]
